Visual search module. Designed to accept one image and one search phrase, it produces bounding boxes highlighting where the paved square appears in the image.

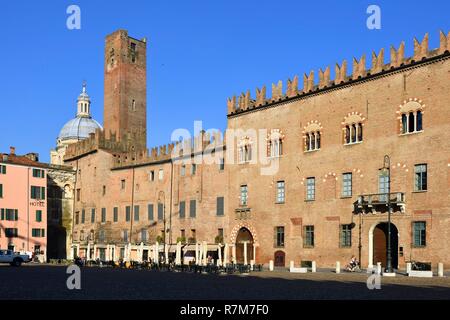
[2,265,450,300]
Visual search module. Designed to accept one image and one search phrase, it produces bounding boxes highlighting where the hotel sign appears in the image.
[30,200,45,207]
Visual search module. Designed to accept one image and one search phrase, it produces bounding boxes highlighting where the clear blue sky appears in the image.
[1,0,449,162]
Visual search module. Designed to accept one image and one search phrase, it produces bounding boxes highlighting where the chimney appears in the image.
[9,146,15,155]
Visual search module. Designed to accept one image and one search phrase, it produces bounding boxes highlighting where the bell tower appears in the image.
[103,29,147,146]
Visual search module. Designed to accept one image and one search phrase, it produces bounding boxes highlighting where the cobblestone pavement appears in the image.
[1,264,450,300]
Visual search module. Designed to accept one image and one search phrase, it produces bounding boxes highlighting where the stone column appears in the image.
[243,241,248,265]
[438,263,444,277]
[232,244,236,264]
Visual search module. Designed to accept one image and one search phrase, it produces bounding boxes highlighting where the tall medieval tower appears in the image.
[103,30,147,148]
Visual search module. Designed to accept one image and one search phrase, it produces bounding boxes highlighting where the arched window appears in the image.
[303,122,322,152]
[399,99,425,134]
[342,112,365,145]
[267,129,284,158]
[238,137,253,163]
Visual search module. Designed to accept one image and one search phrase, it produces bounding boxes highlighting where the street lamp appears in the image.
[158,191,167,261]
[381,155,393,273]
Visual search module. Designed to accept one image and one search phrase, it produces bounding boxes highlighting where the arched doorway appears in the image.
[372,222,398,269]
[235,227,253,264]
[274,251,285,267]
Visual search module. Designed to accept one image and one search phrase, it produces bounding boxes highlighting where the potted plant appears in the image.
[156,235,164,243]
[214,235,224,244]
[176,236,186,244]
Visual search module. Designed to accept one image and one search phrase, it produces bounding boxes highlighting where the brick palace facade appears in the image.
[56,29,450,269]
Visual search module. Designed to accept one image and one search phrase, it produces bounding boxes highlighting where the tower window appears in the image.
[132,100,136,111]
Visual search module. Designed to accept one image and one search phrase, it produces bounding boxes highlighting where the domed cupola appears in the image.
[57,81,102,143]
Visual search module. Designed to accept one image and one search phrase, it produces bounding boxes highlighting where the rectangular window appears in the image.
[75,212,79,225]
[76,189,81,202]
[102,185,106,196]
[32,169,45,178]
[306,178,315,201]
[158,169,164,181]
[191,164,197,175]
[340,224,352,247]
[113,207,118,222]
[181,229,186,238]
[157,203,164,221]
[31,186,45,200]
[304,225,315,248]
[216,197,224,216]
[0,184,2,198]
[0,165,6,174]
[179,201,186,219]
[134,205,140,221]
[218,228,224,238]
[99,230,105,242]
[414,164,427,191]
[189,199,196,218]
[219,158,225,171]
[275,226,285,247]
[3,209,18,221]
[276,181,285,203]
[141,229,147,242]
[123,230,128,242]
[91,209,96,223]
[342,173,352,197]
[101,208,106,223]
[379,169,390,202]
[5,228,18,238]
[126,206,131,222]
[121,180,126,190]
[413,221,426,247]
[240,185,248,206]
[32,228,45,237]
[149,171,155,181]
[81,209,85,223]
[36,210,42,222]
[148,204,154,221]
[181,165,186,176]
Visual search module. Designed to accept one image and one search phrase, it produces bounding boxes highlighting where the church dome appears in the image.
[57,81,102,142]
[58,117,102,141]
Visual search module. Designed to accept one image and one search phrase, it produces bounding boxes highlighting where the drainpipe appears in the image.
[27,167,30,252]
[130,166,136,245]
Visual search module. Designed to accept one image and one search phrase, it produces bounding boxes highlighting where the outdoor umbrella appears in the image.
[217,244,222,266]
[176,242,181,265]
[224,243,228,265]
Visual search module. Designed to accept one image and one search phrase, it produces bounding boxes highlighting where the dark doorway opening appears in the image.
[235,228,253,264]
[373,222,398,269]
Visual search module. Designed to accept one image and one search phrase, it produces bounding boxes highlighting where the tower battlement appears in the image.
[227,30,450,116]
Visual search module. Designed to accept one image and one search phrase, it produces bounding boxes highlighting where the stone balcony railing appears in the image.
[354,192,406,214]
[235,207,251,220]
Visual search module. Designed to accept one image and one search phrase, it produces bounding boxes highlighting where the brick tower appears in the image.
[103,30,147,147]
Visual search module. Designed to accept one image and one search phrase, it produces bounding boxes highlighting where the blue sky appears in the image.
[1,0,449,162]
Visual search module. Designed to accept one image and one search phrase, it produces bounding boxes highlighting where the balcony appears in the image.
[354,192,405,214]
[235,207,251,220]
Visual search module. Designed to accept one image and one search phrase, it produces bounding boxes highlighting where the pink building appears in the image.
[0,147,47,261]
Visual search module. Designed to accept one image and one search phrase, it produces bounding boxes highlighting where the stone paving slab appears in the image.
[1,265,450,300]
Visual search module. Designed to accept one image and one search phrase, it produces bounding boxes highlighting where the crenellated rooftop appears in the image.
[227,30,450,117]
[111,130,224,169]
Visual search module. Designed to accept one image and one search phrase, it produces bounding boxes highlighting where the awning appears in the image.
[182,244,219,251]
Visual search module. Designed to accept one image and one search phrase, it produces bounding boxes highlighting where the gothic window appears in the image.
[399,98,425,134]
[303,121,322,152]
[267,129,285,158]
[238,137,253,163]
[343,112,365,145]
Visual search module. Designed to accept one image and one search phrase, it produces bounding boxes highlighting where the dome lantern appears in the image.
[77,81,91,117]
